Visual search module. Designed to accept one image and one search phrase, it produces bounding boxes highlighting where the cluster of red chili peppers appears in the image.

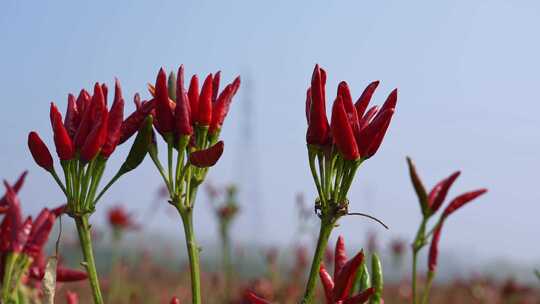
[0,172,88,303]
[147,66,240,304]
[27,79,155,304]
[407,157,487,304]
[300,64,397,304]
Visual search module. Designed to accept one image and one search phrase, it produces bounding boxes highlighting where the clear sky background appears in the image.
[1,0,539,269]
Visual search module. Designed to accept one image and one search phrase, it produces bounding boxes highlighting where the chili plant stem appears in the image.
[411,218,427,304]
[301,220,334,304]
[421,272,435,304]
[75,215,104,304]
[179,209,202,304]
[1,253,17,302]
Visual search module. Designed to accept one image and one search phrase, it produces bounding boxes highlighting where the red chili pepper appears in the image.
[362,108,395,158]
[212,71,221,102]
[0,171,28,208]
[342,288,375,304]
[51,204,66,216]
[189,141,224,168]
[50,103,75,160]
[406,157,428,213]
[64,94,80,139]
[306,64,330,146]
[318,237,374,304]
[81,83,109,162]
[119,99,155,144]
[197,74,214,126]
[428,171,461,213]
[155,68,174,133]
[28,132,54,171]
[101,83,109,105]
[188,75,200,124]
[331,96,360,160]
[57,267,89,282]
[66,291,79,304]
[355,81,379,118]
[334,235,347,279]
[75,89,91,117]
[337,82,359,133]
[170,297,181,304]
[101,79,125,157]
[428,223,443,272]
[24,210,55,258]
[245,292,272,304]
[209,76,241,134]
[442,189,487,219]
[107,205,137,231]
[13,216,32,253]
[175,65,193,136]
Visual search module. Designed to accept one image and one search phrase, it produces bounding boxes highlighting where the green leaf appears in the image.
[369,253,383,304]
[118,115,153,175]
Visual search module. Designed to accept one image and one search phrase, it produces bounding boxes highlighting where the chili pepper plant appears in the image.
[301,64,397,303]
[406,157,487,304]
[146,66,240,304]
[27,81,154,304]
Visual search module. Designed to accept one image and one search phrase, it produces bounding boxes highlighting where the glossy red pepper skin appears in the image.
[188,75,200,124]
[442,189,487,219]
[428,171,461,213]
[318,236,374,304]
[50,103,75,160]
[209,76,241,134]
[119,99,155,144]
[175,65,193,136]
[189,141,224,168]
[170,297,181,304]
[197,74,214,126]
[66,291,79,304]
[28,132,54,171]
[306,65,330,146]
[64,94,80,139]
[428,223,443,272]
[101,79,125,157]
[331,96,360,160]
[24,210,55,258]
[155,68,174,134]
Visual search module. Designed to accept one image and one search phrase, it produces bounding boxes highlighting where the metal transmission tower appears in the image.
[235,72,263,240]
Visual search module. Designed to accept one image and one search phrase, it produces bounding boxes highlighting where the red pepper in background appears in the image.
[428,223,443,272]
[28,132,54,171]
[442,189,487,219]
[50,103,75,160]
[56,267,89,282]
[101,79,125,157]
[170,296,181,304]
[197,74,214,126]
[107,205,138,231]
[66,291,79,304]
[23,210,55,258]
[245,291,272,304]
[428,171,461,214]
[0,171,28,208]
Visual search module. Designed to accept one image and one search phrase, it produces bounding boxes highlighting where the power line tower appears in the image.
[235,71,263,241]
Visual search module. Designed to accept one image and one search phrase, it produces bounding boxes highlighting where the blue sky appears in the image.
[1,0,539,267]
